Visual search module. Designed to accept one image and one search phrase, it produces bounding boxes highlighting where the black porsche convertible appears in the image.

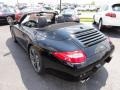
[9,11,114,80]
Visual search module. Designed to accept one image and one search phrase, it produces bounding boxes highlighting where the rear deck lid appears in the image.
[67,25,107,57]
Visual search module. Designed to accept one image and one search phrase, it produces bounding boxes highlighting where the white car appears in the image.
[93,3,120,30]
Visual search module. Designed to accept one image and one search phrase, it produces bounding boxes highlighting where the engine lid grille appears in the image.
[73,28,106,47]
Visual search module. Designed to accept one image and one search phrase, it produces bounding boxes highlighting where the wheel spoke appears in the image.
[30,49,36,66]
[36,56,41,71]
[30,48,41,72]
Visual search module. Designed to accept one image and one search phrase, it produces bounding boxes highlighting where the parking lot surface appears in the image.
[0,24,120,90]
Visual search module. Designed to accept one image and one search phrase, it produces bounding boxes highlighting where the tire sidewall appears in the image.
[99,19,103,31]
[29,46,45,75]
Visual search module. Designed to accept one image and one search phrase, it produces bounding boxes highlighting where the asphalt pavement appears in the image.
[0,23,120,90]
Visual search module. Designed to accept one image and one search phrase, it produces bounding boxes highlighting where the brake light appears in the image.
[105,12,116,18]
[15,13,22,21]
[52,50,86,64]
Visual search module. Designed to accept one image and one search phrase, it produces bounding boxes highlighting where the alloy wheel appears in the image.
[29,48,41,73]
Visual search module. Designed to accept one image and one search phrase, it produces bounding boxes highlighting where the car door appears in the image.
[11,24,23,44]
[18,25,30,50]
[18,14,38,50]
[13,14,33,50]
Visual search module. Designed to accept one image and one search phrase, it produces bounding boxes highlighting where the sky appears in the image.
[0,0,120,6]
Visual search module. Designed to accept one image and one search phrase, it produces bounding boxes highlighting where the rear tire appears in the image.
[98,19,103,31]
[29,46,45,75]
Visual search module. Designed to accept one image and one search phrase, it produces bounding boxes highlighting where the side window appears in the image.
[22,14,37,28]
[104,6,109,11]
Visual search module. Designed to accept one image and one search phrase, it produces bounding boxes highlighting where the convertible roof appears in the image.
[25,11,57,15]
[45,22,80,30]
[19,11,56,23]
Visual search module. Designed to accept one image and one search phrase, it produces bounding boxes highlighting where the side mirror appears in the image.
[7,17,18,25]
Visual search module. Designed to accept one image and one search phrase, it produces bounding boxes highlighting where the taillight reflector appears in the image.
[52,50,86,64]
[105,12,116,18]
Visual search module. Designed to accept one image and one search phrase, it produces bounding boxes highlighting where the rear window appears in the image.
[62,9,77,15]
[112,4,120,11]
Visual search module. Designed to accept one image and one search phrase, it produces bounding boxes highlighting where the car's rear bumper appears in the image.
[103,17,120,27]
[44,45,114,78]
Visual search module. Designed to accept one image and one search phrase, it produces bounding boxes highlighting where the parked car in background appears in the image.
[9,11,114,80]
[89,5,97,11]
[16,3,27,10]
[0,6,15,24]
[75,7,82,11]
[93,3,120,30]
[57,9,80,23]
[43,6,53,11]
[15,6,42,22]
[8,6,15,13]
[15,6,59,22]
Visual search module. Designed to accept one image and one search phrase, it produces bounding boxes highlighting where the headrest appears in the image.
[37,17,47,28]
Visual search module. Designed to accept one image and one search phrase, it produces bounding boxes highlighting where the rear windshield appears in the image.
[112,4,120,11]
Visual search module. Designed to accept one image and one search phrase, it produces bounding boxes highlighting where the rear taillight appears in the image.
[52,50,86,64]
[105,12,116,18]
[15,13,22,21]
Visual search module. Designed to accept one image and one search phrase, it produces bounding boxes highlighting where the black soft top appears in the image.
[45,22,80,30]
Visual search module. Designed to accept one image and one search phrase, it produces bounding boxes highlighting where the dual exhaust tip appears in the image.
[80,57,112,83]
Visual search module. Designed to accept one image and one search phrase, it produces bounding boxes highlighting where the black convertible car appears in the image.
[9,11,114,80]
